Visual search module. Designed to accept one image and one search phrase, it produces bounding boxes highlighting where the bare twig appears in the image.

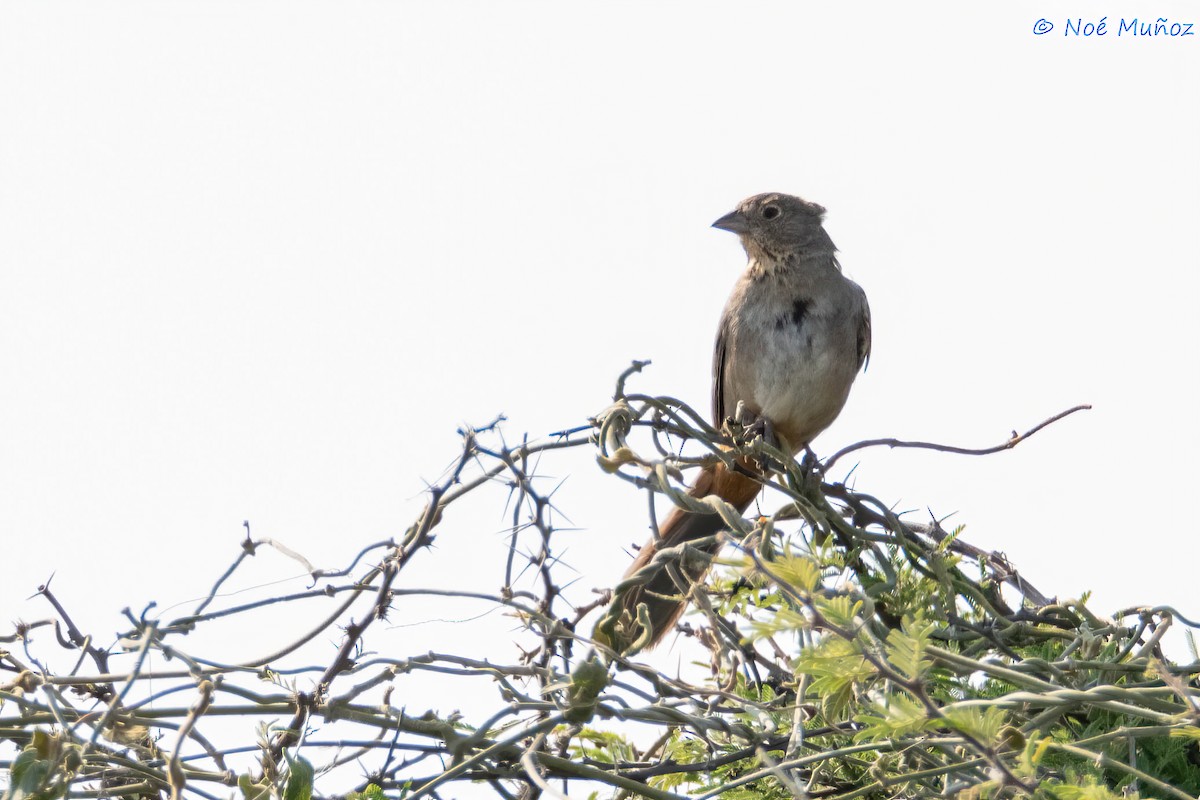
[822,404,1092,472]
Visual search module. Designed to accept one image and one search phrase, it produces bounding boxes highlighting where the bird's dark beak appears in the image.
[712,209,749,234]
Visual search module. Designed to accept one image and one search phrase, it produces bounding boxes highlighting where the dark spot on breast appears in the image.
[775,298,809,331]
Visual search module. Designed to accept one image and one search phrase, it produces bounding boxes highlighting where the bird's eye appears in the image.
[761,205,780,220]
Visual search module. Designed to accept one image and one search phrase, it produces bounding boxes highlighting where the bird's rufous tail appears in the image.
[600,461,762,651]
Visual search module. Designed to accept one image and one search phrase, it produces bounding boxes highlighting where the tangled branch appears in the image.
[2,365,1196,800]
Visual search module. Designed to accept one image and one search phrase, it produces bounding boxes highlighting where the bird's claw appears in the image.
[743,415,778,451]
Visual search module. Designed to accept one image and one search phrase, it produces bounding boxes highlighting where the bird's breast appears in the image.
[723,278,862,450]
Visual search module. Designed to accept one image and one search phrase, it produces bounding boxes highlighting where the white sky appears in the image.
[2,0,1198,689]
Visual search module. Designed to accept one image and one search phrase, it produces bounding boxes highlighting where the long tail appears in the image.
[607,461,762,650]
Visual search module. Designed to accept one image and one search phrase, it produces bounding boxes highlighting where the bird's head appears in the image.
[712,192,833,267]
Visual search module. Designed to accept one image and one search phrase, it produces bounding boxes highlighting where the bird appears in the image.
[602,192,871,651]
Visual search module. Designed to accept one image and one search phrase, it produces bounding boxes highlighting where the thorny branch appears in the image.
[2,365,1197,800]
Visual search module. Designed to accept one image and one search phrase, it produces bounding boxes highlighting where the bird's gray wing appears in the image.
[712,314,729,425]
[856,288,872,372]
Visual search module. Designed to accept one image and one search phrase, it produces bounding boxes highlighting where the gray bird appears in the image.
[606,192,871,650]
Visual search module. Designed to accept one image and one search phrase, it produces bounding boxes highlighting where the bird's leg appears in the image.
[742,414,784,474]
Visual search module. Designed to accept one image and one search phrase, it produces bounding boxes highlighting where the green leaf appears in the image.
[749,606,810,638]
[238,774,272,800]
[7,747,53,800]
[796,637,875,717]
[940,705,1007,743]
[765,552,821,593]
[573,727,638,765]
[815,594,863,630]
[1170,726,1200,741]
[345,787,388,800]
[1047,779,1125,800]
[564,657,609,723]
[853,693,932,742]
[886,617,935,682]
[284,754,314,800]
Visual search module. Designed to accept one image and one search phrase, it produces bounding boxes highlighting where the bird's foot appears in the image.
[743,415,778,451]
[740,415,789,474]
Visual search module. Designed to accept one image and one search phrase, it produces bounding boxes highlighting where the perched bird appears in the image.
[607,192,871,650]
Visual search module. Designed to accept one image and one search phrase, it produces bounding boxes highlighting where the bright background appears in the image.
[2,0,1197,697]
